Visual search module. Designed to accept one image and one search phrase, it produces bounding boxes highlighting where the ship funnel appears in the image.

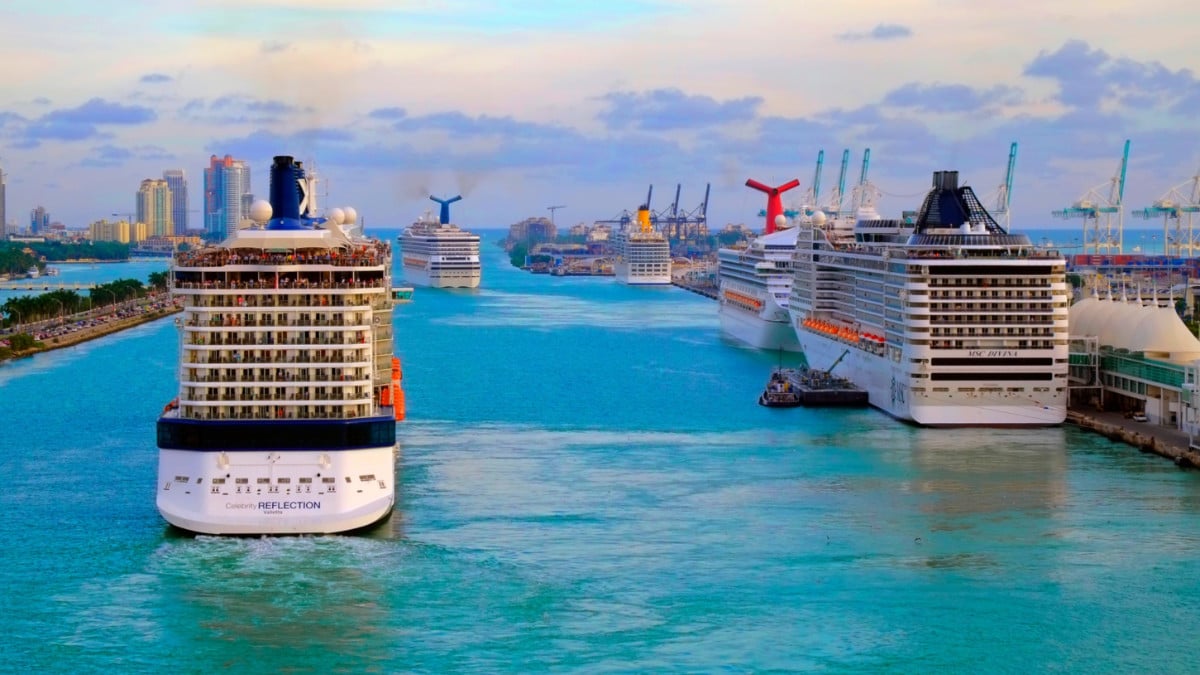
[745,178,801,234]
[913,169,1001,234]
[636,205,651,233]
[267,155,305,230]
[430,194,463,225]
[932,170,959,191]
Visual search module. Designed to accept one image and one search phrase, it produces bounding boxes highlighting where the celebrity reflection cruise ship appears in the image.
[156,155,403,535]
[398,195,481,289]
[788,170,1069,426]
[613,205,672,285]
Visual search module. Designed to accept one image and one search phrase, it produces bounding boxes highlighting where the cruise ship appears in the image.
[398,195,481,289]
[717,225,802,351]
[787,170,1069,426]
[613,205,671,285]
[156,155,402,535]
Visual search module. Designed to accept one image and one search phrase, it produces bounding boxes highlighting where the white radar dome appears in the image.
[774,214,787,228]
[342,207,358,225]
[812,211,827,226]
[249,199,273,223]
[327,207,346,225]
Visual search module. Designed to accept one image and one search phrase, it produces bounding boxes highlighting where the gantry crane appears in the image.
[1131,168,1200,257]
[1052,139,1130,255]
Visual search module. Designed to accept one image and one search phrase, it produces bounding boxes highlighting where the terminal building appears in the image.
[1069,291,1200,440]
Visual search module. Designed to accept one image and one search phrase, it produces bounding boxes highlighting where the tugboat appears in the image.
[758,368,802,407]
[757,349,868,408]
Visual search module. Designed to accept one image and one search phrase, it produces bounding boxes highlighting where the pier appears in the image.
[1067,408,1200,469]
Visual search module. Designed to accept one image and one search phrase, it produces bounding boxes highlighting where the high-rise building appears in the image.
[162,169,188,235]
[136,178,174,238]
[203,154,252,240]
[30,206,49,234]
[0,161,7,240]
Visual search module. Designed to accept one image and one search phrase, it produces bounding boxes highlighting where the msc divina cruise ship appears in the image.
[156,155,403,535]
[787,170,1069,426]
[398,195,481,289]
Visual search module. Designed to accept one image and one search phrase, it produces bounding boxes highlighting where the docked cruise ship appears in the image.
[613,205,671,285]
[398,195,481,289]
[717,225,802,351]
[156,155,402,535]
[788,170,1069,426]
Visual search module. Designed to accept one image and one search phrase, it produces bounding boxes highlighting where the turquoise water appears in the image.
[3,229,1200,672]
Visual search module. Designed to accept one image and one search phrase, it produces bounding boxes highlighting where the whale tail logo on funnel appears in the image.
[745,178,800,234]
[430,195,463,224]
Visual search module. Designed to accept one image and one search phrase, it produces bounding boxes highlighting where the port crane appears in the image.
[1052,139,1130,255]
[1131,167,1200,257]
[819,149,852,217]
[993,142,1017,232]
[766,151,825,221]
[844,148,879,216]
[546,204,566,225]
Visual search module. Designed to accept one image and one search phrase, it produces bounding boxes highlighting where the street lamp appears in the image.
[47,297,63,327]
[94,287,114,312]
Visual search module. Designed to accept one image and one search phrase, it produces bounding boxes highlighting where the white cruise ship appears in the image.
[788,170,1069,426]
[717,225,802,351]
[398,195,481,289]
[613,205,671,285]
[156,155,402,535]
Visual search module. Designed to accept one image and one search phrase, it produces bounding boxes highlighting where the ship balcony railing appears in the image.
[174,246,391,269]
[174,279,388,292]
[182,393,373,405]
[183,374,371,385]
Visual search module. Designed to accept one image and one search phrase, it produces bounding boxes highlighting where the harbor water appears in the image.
[2,228,1200,671]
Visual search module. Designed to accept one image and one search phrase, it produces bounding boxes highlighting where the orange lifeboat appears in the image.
[391,356,405,421]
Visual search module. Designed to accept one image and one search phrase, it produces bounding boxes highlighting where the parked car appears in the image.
[1132,412,1149,422]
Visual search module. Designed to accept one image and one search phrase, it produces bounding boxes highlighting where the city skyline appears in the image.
[0,1,1198,234]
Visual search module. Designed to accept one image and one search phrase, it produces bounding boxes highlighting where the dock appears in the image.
[759,367,869,407]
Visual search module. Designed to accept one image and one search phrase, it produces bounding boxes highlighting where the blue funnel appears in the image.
[268,155,305,230]
[430,194,462,224]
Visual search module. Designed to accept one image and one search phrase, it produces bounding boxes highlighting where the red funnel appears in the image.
[746,178,800,233]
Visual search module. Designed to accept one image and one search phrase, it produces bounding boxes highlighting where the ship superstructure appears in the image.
[613,205,671,285]
[717,226,802,351]
[398,195,481,289]
[156,155,402,534]
[788,170,1070,426]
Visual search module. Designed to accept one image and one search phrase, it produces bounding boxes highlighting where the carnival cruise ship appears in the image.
[787,170,1069,426]
[613,205,671,285]
[156,155,403,535]
[398,195,481,289]
[717,225,802,351]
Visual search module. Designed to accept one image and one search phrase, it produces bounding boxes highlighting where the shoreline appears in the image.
[2,304,182,362]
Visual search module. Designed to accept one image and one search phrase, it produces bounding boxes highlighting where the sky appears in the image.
[1,0,1199,235]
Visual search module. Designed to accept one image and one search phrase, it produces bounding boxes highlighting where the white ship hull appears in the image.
[403,263,481,289]
[795,325,1065,426]
[614,264,671,286]
[157,446,396,535]
[720,303,802,351]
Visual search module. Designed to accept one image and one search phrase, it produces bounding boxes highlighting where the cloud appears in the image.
[261,41,290,54]
[31,97,51,105]
[367,107,407,120]
[179,94,312,125]
[598,88,762,131]
[7,98,156,146]
[837,23,913,42]
[140,73,173,84]
[1025,40,1200,112]
[78,143,176,168]
[80,144,133,167]
[882,83,1024,114]
[42,98,157,126]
